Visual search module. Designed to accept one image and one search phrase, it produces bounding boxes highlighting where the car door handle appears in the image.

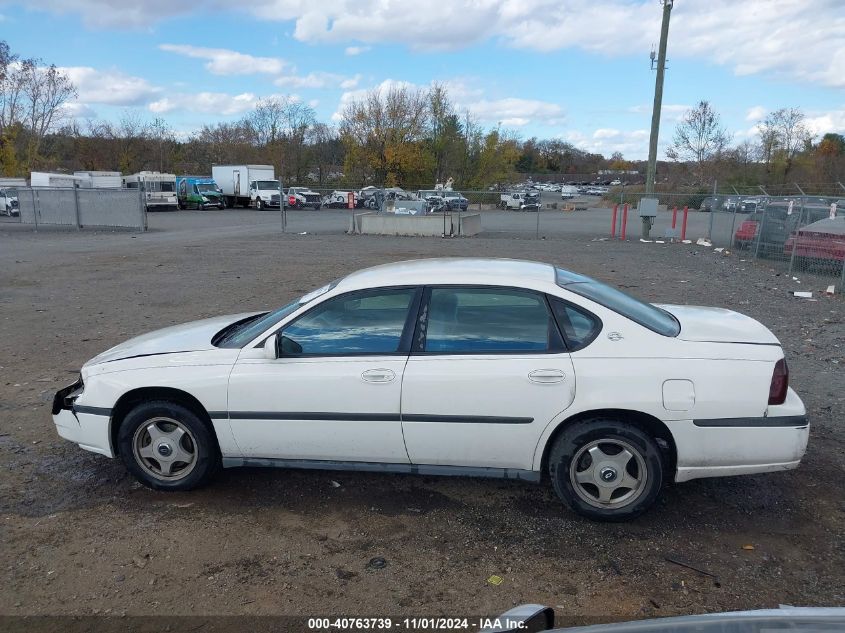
[528,369,566,384]
[361,369,396,383]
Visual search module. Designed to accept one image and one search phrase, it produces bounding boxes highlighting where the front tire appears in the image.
[256,198,264,210]
[548,418,663,521]
[117,400,219,491]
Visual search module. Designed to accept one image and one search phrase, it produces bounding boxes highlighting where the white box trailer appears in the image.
[30,172,88,188]
[123,171,177,210]
[212,164,279,209]
[74,171,122,189]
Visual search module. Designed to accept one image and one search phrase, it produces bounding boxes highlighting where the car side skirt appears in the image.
[220,457,541,481]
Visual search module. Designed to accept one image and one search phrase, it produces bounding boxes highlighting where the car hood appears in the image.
[84,312,261,366]
[658,305,780,345]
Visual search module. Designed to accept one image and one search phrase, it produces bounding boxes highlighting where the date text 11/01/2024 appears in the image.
[307,617,531,630]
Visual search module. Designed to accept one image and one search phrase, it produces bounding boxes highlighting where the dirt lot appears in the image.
[1,213,843,626]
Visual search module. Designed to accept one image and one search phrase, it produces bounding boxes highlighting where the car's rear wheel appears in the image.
[548,418,663,521]
[117,400,219,491]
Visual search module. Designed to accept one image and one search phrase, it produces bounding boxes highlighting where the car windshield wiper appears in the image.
[213,313,267,346]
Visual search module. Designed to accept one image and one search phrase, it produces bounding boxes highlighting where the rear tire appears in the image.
[117,400,219,491]
[548,418,663,521]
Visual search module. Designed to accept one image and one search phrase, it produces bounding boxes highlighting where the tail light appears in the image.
[768,358,789,405]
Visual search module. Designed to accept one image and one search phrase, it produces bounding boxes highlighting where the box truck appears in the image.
[30,172,89,188]
[176,176,225,210]
[212,164,280,209]
[74,171,122,189]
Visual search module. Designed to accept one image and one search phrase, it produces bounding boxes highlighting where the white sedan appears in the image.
[52,258,808,520]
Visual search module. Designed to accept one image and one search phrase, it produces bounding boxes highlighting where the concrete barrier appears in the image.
[350,212,481,237]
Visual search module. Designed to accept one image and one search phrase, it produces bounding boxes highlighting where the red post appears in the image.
[611,204,618,238]
[671,206,678,229]
[681,206,689,241]
[621,204,629,240]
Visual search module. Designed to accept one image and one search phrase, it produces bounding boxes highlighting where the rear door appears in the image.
[400,286,576,471]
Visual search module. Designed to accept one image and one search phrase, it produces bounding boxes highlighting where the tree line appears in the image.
[1,39,842,191]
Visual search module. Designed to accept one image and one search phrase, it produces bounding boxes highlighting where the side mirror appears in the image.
[263,334,278,360]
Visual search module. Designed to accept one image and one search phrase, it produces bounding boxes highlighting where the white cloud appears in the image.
[746,106,767,122]
[564,128,652,158]
[345,46,371,56]
[629,104,691,123]
[805,108,845,136]
[61,102,98,119]
[467,98,566,127]
[159,44,288,75]
[274,71,360,89]
[148,92,259,115]
[19,1,845,88]
[59,66,161,106]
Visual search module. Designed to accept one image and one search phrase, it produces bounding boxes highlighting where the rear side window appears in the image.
[423,287,561,353]
[556,268,680,337]
[549,298,601,351]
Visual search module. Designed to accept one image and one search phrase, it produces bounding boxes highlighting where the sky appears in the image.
[1,0,843,160]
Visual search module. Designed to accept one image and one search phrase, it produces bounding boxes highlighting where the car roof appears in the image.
[336,258,557,291]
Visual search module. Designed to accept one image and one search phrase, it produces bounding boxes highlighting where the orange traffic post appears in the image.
[621,204,629,240]
[681,206,689,241]
[611,204,618,238]
[671,206,678,229]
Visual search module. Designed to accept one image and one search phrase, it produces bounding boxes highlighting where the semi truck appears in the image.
[122,172,178,210]
[0,177,25,217]
[211,164,280,209]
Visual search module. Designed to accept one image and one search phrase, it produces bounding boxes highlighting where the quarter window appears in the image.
[423,287,560,353]
[281,288,416,355]
[549,297,601,351]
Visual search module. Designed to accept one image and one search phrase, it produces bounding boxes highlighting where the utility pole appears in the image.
[643,0,673,238]
[646,1,672,194]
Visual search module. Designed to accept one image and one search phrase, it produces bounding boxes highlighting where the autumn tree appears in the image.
[340,85,430,187]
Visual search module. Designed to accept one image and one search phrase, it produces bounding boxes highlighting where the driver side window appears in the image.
[281,288,417,356]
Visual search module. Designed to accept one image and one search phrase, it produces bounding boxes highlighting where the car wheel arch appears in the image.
[110,386,219,456]
[537,408,677,480]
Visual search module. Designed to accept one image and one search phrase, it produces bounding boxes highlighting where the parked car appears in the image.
[443,191,469,211]
[499,191,541,211]
[0,187,19,216]
[52,258,807,521]
[734,202,832,254]
[323,191,356,208]
[783,216,845,264]
[286,186,322,210]
[560,186,579,200]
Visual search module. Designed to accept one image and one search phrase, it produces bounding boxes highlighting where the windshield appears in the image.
[255,180,280,189]
[214,280,339,348]
[196,183,218,192]
[556,268,680,337]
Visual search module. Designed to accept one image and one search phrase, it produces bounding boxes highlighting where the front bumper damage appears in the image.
[51,376,113,457]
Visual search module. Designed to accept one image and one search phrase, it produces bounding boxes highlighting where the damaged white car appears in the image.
[52,258,808,520]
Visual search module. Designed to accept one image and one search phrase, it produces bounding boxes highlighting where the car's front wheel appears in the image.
[548,418,663,521]
[117,400,219,491]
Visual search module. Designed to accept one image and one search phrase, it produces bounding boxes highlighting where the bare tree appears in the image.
[666,100,730,182]
[759,107,813,181]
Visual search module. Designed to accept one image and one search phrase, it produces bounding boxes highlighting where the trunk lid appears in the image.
[658,304,780,345]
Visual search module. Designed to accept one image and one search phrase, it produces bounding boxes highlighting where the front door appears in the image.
[400,286,576,471]
[227,286,420,463]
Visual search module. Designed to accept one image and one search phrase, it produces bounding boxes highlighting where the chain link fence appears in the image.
[12,187,148,230]
[708,196,844,289]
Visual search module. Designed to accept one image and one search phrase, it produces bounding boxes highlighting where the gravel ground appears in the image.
[0,214,843,625]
